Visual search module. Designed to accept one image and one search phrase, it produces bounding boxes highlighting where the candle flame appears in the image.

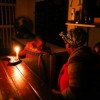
[15,46,20,53]
[14,46,20,59]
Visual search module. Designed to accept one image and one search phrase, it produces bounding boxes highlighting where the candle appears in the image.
[15,46,20,59]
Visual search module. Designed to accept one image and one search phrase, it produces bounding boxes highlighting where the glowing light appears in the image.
[13,65,25,87]
[17,64,24,73]
[14,68,21,79]
[14,46,20,59]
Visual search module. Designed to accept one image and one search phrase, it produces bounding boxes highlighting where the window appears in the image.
[0,0,16,49]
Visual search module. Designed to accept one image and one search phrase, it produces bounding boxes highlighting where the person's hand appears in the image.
[52,89,64,100]
[42,46,52,54]
[52,89,61,95]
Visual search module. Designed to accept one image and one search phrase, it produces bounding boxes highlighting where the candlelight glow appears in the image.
[13,67,24,86]
[13,65,24,83]
[14,46,20,59]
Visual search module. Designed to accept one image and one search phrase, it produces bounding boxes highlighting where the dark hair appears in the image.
[67,27,88,47]
[35,34,46,46]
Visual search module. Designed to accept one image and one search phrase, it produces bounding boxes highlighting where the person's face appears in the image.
[32,37,44,50]
[65,43,72,54]
[36,39,44,50]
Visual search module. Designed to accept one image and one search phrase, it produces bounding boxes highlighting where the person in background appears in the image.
[19,34,51,58]
[52,27,100,100]
[93,42,100,56]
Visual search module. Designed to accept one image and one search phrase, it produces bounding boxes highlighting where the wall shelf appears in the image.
[65,22,100,28]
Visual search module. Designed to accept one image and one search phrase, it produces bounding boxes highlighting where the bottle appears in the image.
[79,7,85,23]
[71,8,75,22]
[81,0,89,24]
[88,16,94,24]
[75,11,80,23]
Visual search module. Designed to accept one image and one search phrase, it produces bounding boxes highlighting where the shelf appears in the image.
[65,22,100,28]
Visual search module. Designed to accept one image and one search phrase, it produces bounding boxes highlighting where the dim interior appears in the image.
[0,0,100,99]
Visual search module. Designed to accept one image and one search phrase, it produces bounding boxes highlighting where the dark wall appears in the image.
[35,0,68,47]
[83,0,100,18]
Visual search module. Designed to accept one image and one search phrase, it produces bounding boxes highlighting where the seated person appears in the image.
[52,28,100,100]
[19,34,51,58]
[93,42,100,56]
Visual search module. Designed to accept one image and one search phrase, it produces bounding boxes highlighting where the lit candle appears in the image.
[15,46,20,59]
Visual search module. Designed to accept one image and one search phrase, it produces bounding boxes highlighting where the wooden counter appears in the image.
[0,57,60,100]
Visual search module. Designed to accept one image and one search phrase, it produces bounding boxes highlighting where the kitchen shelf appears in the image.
[65,22,100,28]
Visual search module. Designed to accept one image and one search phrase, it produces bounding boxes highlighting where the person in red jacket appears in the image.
[52,27,100,100]
[19,34,51,58]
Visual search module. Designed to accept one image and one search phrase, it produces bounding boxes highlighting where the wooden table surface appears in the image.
[0,57,60,100]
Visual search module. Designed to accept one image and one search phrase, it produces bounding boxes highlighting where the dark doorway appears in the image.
[35,0,68,47]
